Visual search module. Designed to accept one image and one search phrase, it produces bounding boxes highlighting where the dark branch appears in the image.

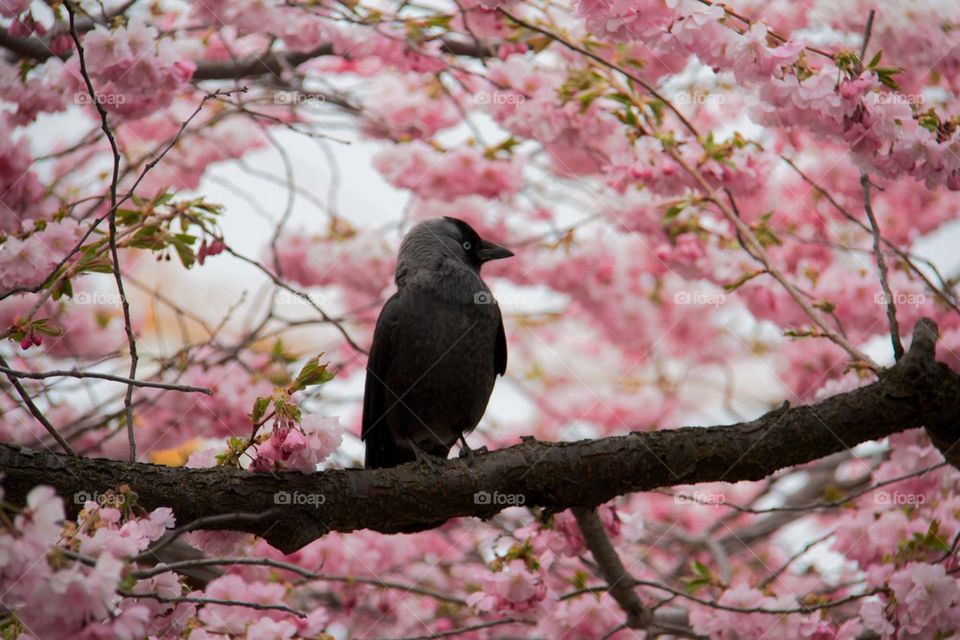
[573,507,649,629]
[0,319,957,554]
[0,33,490,80]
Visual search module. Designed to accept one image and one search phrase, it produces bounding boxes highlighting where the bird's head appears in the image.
[395,217,514,286]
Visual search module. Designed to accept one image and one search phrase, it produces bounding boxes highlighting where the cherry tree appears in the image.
[2,0,960,638]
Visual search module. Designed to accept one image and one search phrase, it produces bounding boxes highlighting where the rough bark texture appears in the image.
[1,319,957,553]
[0,29,490,79]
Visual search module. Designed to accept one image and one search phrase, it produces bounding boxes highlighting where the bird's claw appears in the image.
[458,444,488,459]
[412,445,446,473]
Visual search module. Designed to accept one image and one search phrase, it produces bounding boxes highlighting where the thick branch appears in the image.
[573,507,649,629]
[0,33,489,80]
[0,319,956,554]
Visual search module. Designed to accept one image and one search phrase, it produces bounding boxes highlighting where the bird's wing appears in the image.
[362,293,401,442]
[495,304,507,376]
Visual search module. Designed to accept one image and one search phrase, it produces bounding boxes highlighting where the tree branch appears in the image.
[0,319,956,554]
[0,33,490,80]
[573,507,650,629]
[861,171,904,360]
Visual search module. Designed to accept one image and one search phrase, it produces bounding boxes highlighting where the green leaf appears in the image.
[52,278,72,301]
[291,355,335,392]
[34,318,65,337]
[251,396,270,425]
[115,209,142,226]
[691,559,711,578]
[173,241,195,269]
[723,270,765,292]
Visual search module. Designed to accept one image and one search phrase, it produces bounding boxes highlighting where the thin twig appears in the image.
[131,556,466,605]
[861,172,904,359]
[376,617,531,640]
[859,10,876,61]
[66,1,139,462]
[497,9,700,139]
[133,511,280,562]
[0,366,211,394]
[118,591,306,617]
[0,353,75,455]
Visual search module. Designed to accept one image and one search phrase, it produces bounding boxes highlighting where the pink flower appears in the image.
[361,74,460,139]
[199,575,288,635]
[0,0,29,18]
[252,414,342,474]
[245,617,297,640]
[374,141,523,201]
[466,558,551,614]
[74,17,195,119]
[889,562,960,635]
[859,597,894,636]
[0,219,86,291]
[576,0,675,42]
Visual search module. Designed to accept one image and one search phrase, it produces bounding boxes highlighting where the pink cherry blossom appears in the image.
[74,17,195,119]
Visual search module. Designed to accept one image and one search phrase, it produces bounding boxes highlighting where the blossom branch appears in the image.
[0,365,212,394]
[572,506,650,629]
[66,0,139,462]
[861,172,904,359]
[668,148,881,370]
[0,353,75,456]
[0,320,955,554]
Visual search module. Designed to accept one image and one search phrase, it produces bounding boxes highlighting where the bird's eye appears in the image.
[462,241,472,251]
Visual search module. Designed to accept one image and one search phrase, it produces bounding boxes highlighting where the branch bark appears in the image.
[0,32,489,80]
[573,507,649,629]
[1,319,956,554]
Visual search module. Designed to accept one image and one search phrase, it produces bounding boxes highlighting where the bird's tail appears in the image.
[364,435,417,469]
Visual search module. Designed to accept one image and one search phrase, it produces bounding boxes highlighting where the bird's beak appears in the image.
[477,239,515,263]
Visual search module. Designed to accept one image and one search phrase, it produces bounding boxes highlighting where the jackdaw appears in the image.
[362,217,513,469]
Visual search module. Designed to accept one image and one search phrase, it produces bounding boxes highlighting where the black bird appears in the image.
[362,217,514,469]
